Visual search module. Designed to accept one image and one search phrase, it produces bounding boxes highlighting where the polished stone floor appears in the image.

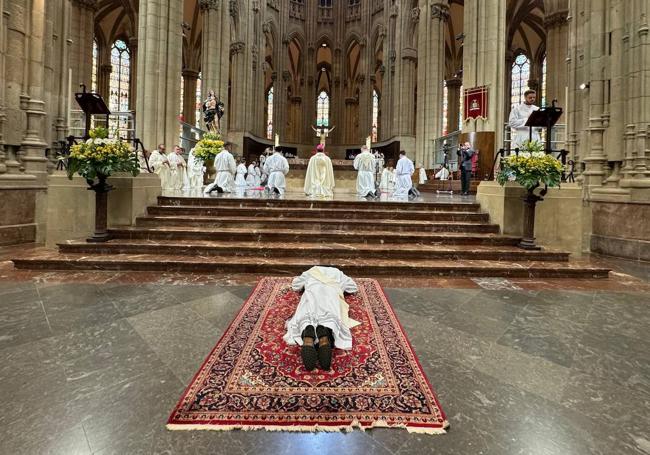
[1,261,649,454]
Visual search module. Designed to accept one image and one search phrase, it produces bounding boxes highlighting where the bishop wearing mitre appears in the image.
[304,144,335,199]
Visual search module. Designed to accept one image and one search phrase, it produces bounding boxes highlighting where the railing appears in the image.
[69,110,137,140]
[502,122,566,155]
[179,121,206,152]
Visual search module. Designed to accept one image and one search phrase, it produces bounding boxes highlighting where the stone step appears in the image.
[12,252,610,278]
[158,196,482,212]
[57,239,570,262]
[134,215,501,234]
[108,226,521,245]
[147,205,491,222]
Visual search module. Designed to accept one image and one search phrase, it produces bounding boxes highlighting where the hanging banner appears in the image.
[464,86,489,121]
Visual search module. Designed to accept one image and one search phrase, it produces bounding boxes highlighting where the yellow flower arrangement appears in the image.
[496,141,563,190]
[193,132,225,163]
[65,127,140,181]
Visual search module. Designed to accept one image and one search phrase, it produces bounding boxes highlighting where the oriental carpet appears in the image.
[167,277,448,434]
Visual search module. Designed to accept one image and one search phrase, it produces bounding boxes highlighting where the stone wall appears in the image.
[591,201,650,262]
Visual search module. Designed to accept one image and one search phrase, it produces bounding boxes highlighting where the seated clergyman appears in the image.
[283,266,359,371]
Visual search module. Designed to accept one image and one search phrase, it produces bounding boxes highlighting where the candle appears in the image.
[275,134,280,147]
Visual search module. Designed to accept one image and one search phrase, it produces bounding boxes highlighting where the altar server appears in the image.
[235,158,248,187]
[380,161,396,193]
[304,144,335,198]
[185,147,205,190]
[167,146,187,191]
[204,146,236,194]
[149,144,171,190]
[508,89,541,148]
[264,148,290,195]
[246,161,257,186]
[353,145,377,198]
[254,162,262,186]
[393,151,415,198]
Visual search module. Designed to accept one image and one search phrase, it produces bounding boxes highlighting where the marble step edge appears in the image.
[107,227,521,245]
[158,196,482,212]
[149,205,490,219]
[12,255,610,278]
[57,241,571,262]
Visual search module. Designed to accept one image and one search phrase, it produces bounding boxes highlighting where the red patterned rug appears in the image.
[167,277,448,434]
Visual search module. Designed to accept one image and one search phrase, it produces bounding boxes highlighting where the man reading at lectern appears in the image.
[508,89,541,149]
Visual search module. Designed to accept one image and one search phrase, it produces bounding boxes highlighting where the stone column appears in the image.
[415,1,448,168]
[20,0,50,185]
[200,0,230,137]
[182,69,199,126]
[461,0,507,148]
[135,0,183,151]
[445,77,462,133]
[544,1,569,108]
[0,0,7,175]
[399,51,417,136]
[128,36,138,113]
[98,63,111,100]
[69,0,97,92]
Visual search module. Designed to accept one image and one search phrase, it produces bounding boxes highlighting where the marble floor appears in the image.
[1,252,649,454]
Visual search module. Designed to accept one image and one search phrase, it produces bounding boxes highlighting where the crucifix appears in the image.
[311,124,336,145]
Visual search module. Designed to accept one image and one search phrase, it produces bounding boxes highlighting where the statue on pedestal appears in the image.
[202,90,226,133]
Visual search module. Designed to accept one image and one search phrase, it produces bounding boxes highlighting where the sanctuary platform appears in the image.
[13,191,610,279]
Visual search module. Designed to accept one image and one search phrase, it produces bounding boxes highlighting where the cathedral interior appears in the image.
[0,1,649,454]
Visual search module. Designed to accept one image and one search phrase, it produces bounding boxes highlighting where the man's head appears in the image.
[158,144,166,152]
[399,150,406,157]
[524,90,537,105]
[361,145,369,153]
[464,142,471,148]
[174,145,182,154]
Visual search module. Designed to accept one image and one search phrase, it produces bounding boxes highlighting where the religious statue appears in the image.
[311,124,336,146]
[202,90,226,133]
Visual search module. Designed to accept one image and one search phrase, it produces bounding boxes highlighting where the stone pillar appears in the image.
[0,0,7,175]
[200,0,230,137]
[544,1,569,108]
[399,51,417,136]
[182,69,199,126]
[98,63,111,100]
[128,36,138,113]
[135,0,183,151]
[415,1,448,168]
[20,0,49,185]
[461,0,507,148]
[445,77,462,133]
[69,0,97,93]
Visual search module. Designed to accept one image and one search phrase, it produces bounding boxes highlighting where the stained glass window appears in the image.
[372,90,380,142]
[109,39,131,134]
[316,90,330,132]
[541,56,547,107]
[442,83,449,136]
[266,86,274,139]
[510,54,530,108]
[91,39,98,93]
[196,74,202,128]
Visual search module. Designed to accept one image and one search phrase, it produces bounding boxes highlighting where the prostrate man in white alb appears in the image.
[508,89,541,148]
[185,147,205,190]
[204,145,237,194]
[393,150,415,199]
[263,147,290,196]
[353,145,377,198]
[304,144,335,199]
[148,144,171,190]
[167,146,187,191]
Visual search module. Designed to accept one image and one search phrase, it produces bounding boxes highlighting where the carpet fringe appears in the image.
[166,418,449,435]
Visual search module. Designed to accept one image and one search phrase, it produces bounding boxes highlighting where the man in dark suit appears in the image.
[458,142,475,195]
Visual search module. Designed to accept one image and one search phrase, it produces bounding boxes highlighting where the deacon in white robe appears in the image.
[204,148,237,194]
[148,145,171,190]
[380,166,396,193]
[353,145,377,197]
[235,161,248,186]
[304,145,335,198]
[283,266,359,351]
[254,165,262,186]
[167,147,187,191]
[185,148,205,190]
[508,89,541,148]
[246,163,257,186]
[393,152,415,198]
[418,164,428,185]
[263,149,290,195]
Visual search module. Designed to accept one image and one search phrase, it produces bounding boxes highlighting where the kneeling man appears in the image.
[354,145,377,198]
[204,145,236,194]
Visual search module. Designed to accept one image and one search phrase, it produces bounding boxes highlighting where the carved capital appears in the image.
[229,0,238,18]
[199,0,221,11]
[182,69,200,79]
[544,11,569,29]
[390,4,398,18]
[71,0,99,11]
[411,7,420,23]
[430,3,449,21]
[282,70,292,82]
[230,41,245,56]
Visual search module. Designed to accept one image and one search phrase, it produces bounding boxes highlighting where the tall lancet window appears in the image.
[541,56,547,107]
[372,89,380,142]
[266,86,274,139]
[91,39,98,93]
[442,83,449,136]
[510,53,530,109]
[109,39,131,134]
[316,90,330,134]
[196,73,202,128]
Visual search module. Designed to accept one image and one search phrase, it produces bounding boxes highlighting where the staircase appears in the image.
[13,196,609,278]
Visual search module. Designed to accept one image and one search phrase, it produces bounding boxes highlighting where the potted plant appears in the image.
[496,140,563,249]
[192,132,225,183]
[65,127,140,242]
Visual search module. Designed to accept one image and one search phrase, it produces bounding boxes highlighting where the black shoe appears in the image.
[301,325,318,371]
[216,185,224,194]
[316,325,333,371]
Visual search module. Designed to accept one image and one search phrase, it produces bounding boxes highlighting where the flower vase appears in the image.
[518,185,546,250]
[86,174,113,243]
[204,158,216,185]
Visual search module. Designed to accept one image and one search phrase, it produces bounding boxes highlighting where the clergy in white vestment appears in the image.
[263,149,289,195]
[353,145,377,198]
[148,144,172,190]
[418,164,428,185]
[254,164,262,186]
[246,162,257,186]
[393,151,415,198]
[508,89,541,148]
[235,159,248,187]
[185,147,205,190]
[167,146,187,191]
[204,147,237,194]
[283,266,359,370]
[304,144,335,198]
[379,164,396,193]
